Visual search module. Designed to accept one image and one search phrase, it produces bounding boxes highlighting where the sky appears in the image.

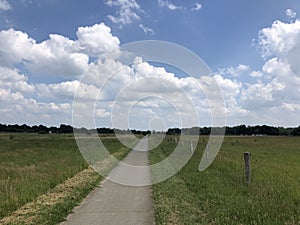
[0,0,300,129]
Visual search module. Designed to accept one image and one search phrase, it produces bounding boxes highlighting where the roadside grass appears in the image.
[150,136,300,225]
[0,133,134,224]
[0,167,101,225]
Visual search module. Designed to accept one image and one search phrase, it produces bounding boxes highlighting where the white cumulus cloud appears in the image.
[258,20,300,56]
[76,23,120,56]
[219,64,250,77]
[234,18,300,126]
[0,66,34,93]
[250,71,263,78]
[0,0,12,11]
[0,88,71,125]
[0,23,119,78]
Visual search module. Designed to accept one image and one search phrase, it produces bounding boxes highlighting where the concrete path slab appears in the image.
[61,138,155,225]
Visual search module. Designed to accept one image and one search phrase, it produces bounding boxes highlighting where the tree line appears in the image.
[0,123,151,135]
[169,125,300,136]
[1,123,300,136]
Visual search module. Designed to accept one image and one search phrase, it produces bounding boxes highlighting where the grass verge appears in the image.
[150,136,300,225]
[0,133,134,224]
[0,167,100,225]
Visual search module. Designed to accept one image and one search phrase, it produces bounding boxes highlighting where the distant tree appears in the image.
[167,128,181,135]
[31,125,39,133]
[278,127,293,136]
[38,125,49,134]
[49,126,59,134]
[200,127,210,135]
[236,125,247,135]
[292,126,300,136]
[59,124,73,133]
[142,130,151,136]
[0,124,7,132]
[20,124,31,132]
[97,127,114,134]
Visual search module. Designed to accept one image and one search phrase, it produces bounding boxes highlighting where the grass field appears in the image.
[150,136,300,225]
[0,133,133,223]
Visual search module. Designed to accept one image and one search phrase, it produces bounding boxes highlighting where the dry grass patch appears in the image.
[0,167,101,225]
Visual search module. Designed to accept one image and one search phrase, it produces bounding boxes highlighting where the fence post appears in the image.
[244,152,251,185]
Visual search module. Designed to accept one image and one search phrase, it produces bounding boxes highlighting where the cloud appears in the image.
[258,19,300,57]
[257,19,300,75]
[0,29,35,67]
[0,8,244,128]
[0,88,71,125]
[105,0,143,26]
[0,0,12,11]
[36,80,99,101]
[95,108,110,118]
[234,18,300,125]
[1,18,300,127]
[0,23,119,78]
[286,9,296,19]
[26,34,90,78]
[239,75,298,125]
[249,71,263,78]
[76,23,120,56]
[211,74,242,97]
[191,2,202,11]
[0,66,34,93]
[139,24,155,35]
[262,57,291,77]
[282,102,300,112]
[258,20,300,55]
[219,64,250,77]
[241,82,280,109]
[194,18,300,126]
[73,57,217,128]
[158,0,182,11]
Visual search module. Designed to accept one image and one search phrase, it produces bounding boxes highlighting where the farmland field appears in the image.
[150,136,300,225]
[0,133,132,224]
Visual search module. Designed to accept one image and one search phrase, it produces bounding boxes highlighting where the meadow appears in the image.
[150,136,300,225]
[1,133,299,224]
[0,133,132,224]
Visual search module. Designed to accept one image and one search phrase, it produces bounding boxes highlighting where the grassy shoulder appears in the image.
[0,167,100,225]
[150,136,300,225]
[0,133,134,224]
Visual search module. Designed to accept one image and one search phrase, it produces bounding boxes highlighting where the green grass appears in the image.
[150,136,300,225]
[0,133,133,221]
[0,167,102,225]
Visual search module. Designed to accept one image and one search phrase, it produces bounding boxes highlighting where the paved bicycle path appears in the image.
[61,138,155,225]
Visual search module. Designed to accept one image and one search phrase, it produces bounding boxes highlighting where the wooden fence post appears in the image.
[244,152,251,185]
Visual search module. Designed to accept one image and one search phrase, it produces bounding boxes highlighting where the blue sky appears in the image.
[2,0,299,71]
[1,0,300,129]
